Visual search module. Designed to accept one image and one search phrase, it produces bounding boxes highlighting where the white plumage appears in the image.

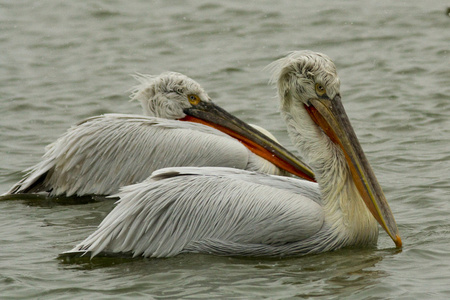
[63,51,401,258]
[73,167,325,258]
[4,72,313,197]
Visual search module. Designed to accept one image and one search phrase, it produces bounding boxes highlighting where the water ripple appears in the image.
[1,0,450,299]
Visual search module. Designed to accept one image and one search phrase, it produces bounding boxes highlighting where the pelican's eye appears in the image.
[315,83,326,96]
[187,94,201,105]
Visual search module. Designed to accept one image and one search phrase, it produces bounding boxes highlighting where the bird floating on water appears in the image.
[63,50,401,259]
[3,72,314,198]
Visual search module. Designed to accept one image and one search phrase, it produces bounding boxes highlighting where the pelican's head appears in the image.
[131,72,211,119]
[269,51,402,248]
[131,71,315,182]
[269,50,341,111]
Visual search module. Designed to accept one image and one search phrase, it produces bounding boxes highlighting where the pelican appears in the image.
[3,72,314,197]
[63,51,401,258]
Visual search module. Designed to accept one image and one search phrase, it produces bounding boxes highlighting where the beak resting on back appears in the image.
[180,100,316,182]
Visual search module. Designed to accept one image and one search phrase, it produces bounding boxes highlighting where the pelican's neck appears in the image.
[280,99,378,246]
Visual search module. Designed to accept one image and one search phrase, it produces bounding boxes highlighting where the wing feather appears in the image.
[67,167,324,258]
[4,114,254,196]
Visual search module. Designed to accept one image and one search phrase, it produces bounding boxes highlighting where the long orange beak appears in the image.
[305,95,401,248]
[180,101,315,182]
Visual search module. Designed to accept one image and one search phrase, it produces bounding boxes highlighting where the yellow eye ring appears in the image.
[188,94,201,105]
[315,83,326,96]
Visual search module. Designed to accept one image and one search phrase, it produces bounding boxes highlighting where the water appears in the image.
[1,0,449,298]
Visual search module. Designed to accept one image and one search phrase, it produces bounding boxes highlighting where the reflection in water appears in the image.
[0,193,108,207]
[58,247,400,298]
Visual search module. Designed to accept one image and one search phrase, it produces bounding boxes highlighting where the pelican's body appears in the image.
[4,73,313,197]
[64,51,401,258]
[67,167,372,257]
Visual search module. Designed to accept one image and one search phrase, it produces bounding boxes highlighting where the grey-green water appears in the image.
[1,0,449,299]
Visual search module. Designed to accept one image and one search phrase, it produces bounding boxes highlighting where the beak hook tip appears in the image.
[394,234,402,248]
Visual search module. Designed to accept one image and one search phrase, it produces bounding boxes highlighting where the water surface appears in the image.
[1,0,449,299]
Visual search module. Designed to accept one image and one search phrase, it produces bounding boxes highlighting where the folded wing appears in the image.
[66,167,324,258]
